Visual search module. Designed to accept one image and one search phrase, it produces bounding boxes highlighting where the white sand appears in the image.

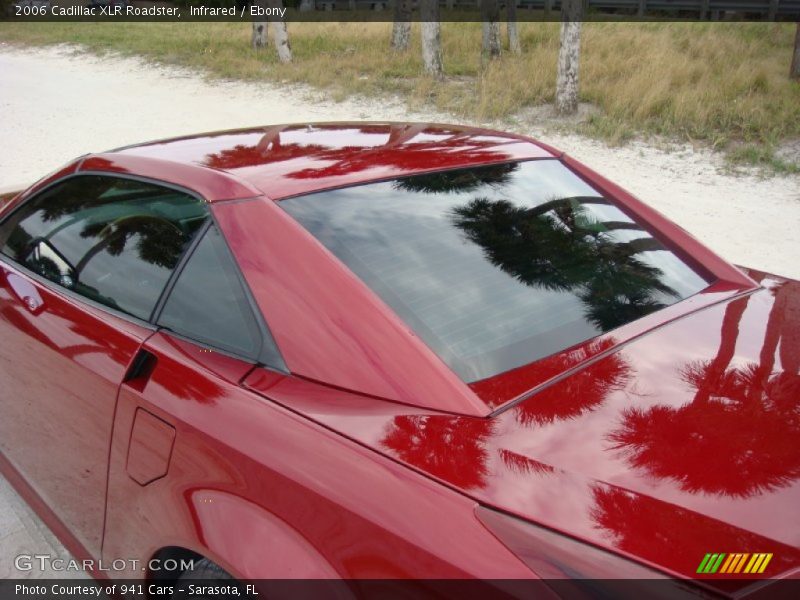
[1,43,798,278]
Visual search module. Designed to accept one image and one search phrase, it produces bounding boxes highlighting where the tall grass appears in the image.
[1,21,798,155]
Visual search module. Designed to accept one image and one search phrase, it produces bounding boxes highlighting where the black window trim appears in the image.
[0,171,287,373]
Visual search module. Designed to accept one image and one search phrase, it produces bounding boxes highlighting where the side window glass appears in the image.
[0,175,207,320]
[157,224,264,361]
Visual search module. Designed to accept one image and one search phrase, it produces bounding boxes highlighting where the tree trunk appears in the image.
[252,22,269,49]
[507,0,521,55]
[270,1,292,63]
[555,0,583,115]
[387,123,427,146]
[251,0,269,50]
[768,0,778,20]
[391,0,412,51]
[692,296,749,403]
[791,23,800,80]
[256,125,288,153]
[481,0,501,60]
[420,0,444,78]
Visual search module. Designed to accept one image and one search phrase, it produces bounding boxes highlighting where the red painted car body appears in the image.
[0,123,797,597]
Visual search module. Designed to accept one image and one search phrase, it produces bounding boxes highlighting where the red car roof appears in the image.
[105,122,558,201]
[54,123,755,418]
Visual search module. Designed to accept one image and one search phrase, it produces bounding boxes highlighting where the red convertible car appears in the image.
[0,123,797,598]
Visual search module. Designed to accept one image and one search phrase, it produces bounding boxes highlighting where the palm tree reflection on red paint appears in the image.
[381,415,495,491]
[379,342,632,491]
[609,281,800,498]
[588,484,798,577]
[512,339,632,427]
[203,125,328,170]
[498,449,556,476]
[202,124,514,179]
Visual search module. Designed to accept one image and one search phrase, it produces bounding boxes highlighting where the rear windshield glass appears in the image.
[282,160,709,383]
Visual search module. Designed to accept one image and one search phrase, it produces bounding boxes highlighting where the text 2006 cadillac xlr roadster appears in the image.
[0,123,797,598]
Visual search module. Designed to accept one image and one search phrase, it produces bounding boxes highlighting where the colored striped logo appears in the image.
[696,553,773,574]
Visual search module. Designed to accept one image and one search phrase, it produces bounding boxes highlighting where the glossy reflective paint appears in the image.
[246,270,800,590]
[115,123,556,200]
[212,197,488,416]
[0,123,796,589]
[79,154,260,202]
[470,282,748,407]
[205,123,757,412]
[5,122,761,414]
[126,408,176,486]
[0,260,151,557]
[102,332,530,580]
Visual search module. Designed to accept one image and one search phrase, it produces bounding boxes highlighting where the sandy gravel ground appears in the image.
[1,44,798,278]
[0,42,798,577]
[0,477,84,579]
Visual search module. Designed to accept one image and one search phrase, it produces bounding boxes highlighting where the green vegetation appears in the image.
[727,143,800,174]
[1,20,798,170]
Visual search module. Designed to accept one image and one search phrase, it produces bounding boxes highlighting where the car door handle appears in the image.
[123,348,158,384]
[7,272,44,314]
